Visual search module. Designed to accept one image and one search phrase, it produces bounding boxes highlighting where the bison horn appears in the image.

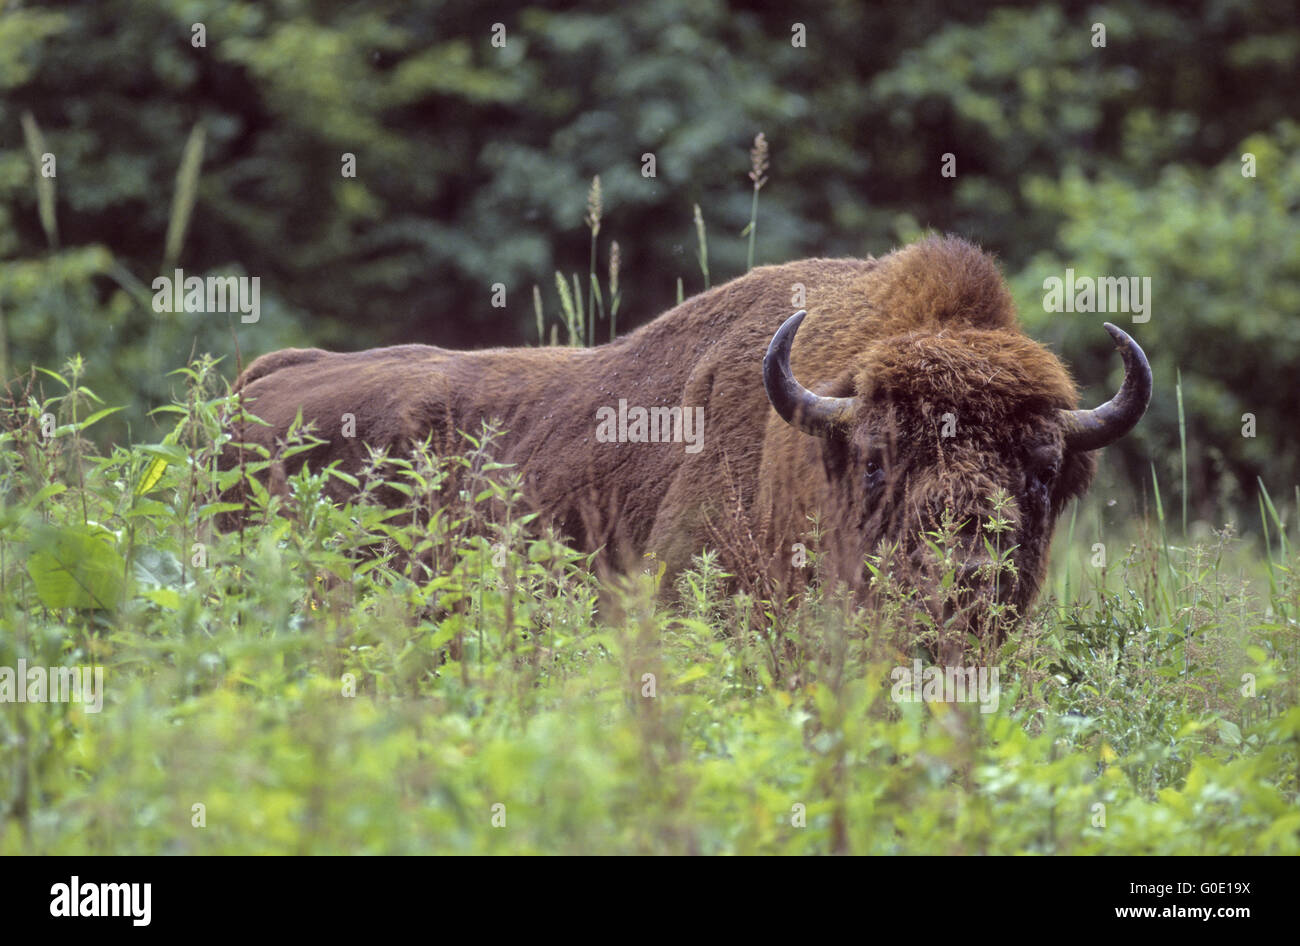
[1060,323,1152,452]
[764,310,857,438]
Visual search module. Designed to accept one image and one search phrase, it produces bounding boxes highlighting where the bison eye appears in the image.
[864,458,884,490]
[1029,464,1058,497]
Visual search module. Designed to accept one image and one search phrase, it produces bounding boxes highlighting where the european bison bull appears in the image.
[220,235,1149,624]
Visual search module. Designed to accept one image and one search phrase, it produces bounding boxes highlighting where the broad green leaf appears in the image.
[140,588,182,610]
[26,525,126,610]
[133,546,185,589]
[1216,718,1242,747]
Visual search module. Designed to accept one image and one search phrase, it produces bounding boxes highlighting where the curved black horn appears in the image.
[1060,323,1152,452]
[763,310,856,438]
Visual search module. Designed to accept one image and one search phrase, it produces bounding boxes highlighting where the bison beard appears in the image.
[219,235,1149,652]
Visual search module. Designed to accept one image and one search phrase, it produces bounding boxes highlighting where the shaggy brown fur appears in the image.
[221,235,1120,641]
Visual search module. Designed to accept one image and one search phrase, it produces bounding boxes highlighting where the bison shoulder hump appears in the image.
[234,348,331,391]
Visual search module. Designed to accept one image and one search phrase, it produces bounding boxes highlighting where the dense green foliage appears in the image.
[0,364,1295,854]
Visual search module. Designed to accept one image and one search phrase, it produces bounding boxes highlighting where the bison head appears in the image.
[763,310,1150,642]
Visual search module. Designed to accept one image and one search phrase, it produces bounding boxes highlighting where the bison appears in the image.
[220,235,1149,643]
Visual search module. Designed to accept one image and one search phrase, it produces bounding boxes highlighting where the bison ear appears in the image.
[1053,448,1097,513]
[809,374,858,447]
[816,375,862,479]
[814,372,858,403]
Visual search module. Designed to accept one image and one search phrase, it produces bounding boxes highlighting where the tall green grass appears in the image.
[534,135,766,346]
[744,132,768,272]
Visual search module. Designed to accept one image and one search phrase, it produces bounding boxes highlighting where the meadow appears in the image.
[0,355,1295,855]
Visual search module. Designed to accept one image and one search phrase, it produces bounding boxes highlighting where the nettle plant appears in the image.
[0,357,600,687]
[853,488,1023,666]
